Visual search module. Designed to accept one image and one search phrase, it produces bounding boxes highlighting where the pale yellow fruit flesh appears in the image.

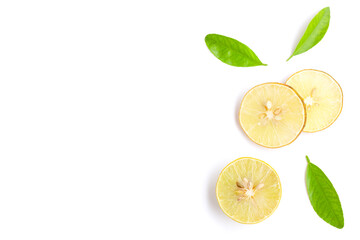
[286,70,343,132]
[239,83,306,148]
[216,157,281,224]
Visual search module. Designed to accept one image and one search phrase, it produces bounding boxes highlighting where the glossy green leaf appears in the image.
[305,156,344,229]
[205,34,267,67]
[287,7,330,61]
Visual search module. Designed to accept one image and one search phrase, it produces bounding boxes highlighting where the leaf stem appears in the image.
[286,55,293,62]
[306,155,310,164]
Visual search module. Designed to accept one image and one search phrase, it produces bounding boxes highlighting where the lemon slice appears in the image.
[286,69,343,132]
[239,83,306,148]
[216,157,282,224]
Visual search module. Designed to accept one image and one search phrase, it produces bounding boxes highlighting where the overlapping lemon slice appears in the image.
[286,69,343,132]
[216,157,282,224]
[239,83,306,148]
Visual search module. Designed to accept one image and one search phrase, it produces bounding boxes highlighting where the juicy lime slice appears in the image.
[286,69,343,132]
[216,157,282,224]
[239,83,306,148]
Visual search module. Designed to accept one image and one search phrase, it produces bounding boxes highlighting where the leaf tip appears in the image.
[306,156,310,163]
[319,6,330,16]
[334,219,344,229]
[286,55,293,62]
[204,34,210,42]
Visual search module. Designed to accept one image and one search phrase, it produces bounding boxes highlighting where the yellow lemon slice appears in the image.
[239,83,306,148]
[216,157,282,224]
[286,69,343,132]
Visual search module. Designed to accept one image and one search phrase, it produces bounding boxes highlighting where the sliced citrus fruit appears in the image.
[216,157,282,224]
[239,83,306,148]
[286,69,343,132]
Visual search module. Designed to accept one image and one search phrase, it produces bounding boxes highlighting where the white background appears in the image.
[0,0,358,239]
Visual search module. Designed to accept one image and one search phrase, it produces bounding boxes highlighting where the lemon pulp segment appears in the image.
[216,157,282,224]
[286,69,343,132]
[239,83,306,148]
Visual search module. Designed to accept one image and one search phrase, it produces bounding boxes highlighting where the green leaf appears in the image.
[205,34,267,67]
[305,156,344,229]
[287,7,330,61]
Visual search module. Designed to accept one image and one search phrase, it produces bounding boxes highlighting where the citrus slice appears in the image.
[216,157,282,224]
[286,69,343,132]
[239,83,306,148]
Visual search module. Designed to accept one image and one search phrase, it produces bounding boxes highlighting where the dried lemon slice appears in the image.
[216,157,282,224]
[286,69,343,132]
[239,83,306,148]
